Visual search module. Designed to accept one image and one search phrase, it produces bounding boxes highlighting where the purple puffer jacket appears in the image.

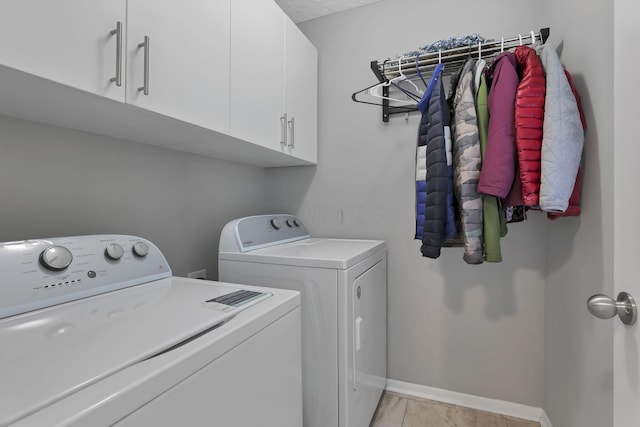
[477,52,520,199]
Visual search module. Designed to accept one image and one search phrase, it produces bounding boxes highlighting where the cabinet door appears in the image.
[126,0,230,131]
[285,17,318,163]
[0,0,125,101]
[230,0,285,152]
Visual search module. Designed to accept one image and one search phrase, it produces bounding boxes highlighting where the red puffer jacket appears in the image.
[514,46,545,207]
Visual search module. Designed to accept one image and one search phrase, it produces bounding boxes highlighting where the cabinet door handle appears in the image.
[137,36,150,95]
[109,21,123,87]
[287,117,295,149]
[280,113,288,147]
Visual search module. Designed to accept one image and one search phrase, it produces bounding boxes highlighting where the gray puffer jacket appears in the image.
[536,43,584,213]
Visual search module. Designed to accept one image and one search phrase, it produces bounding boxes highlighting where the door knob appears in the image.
[587,292,637,325]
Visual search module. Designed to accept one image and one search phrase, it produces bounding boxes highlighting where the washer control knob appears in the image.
[293,218,301,227]
[105,243,125,260]
[132,241,149,257]
[40,245,73,271]
[286,218,295,227]
[270,218,281,230]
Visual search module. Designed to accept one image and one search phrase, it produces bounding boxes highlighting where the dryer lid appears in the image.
[219,238,386,269]
[0,278,269,426]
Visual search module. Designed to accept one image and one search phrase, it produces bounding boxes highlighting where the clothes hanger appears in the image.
[391,81,422,101]
[415,54,427,85]
[351,79,417,106]
[351,81,392,107]
[370,57,420,103]
[397,55,423,95]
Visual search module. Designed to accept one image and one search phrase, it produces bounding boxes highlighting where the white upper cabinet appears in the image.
[284,17,318,164]
[230,0,318,163]
[0,0,316,167]
[229,0,286,152]
[0,0,126,101]
[126,0,230,131]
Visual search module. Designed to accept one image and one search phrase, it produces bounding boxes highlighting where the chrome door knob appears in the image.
[587,292,637,325]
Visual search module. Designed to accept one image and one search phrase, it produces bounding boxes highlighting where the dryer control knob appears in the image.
[40,245,73,271]
[105,243,125,260]
[132,241,149,257]
[270,218,281,230]
[293,218,301,227]
[286,218,295,227]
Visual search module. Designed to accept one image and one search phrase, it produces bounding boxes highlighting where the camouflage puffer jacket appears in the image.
[451,58,484,264]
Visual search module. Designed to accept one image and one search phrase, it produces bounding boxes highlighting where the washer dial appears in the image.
[270,218,281,230]
[105,243,125,260]
[132,241,149,257]
[40,245,73,271]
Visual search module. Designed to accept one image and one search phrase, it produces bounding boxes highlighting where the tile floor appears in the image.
[370,392,541,427]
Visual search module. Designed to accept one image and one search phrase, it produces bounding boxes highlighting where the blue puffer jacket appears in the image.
[415,65,442,240]
[417,65,457,258]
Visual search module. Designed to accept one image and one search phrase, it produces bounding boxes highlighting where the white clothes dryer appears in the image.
[0,234,302,427]
[219,214,387,427]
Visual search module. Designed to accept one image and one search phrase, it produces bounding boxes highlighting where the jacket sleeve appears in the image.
[477,72,505,262]
[421,77,449,258]
[548,69,586,219]
[477,52,519,198]
[537,44,584,213]
[514,46,546,207]
[452,60,484,264]
[443,125,458,240]
[416,65,446,239]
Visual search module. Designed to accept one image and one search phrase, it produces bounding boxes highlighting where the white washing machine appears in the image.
[219,214,387,427]
[0,234,302,427]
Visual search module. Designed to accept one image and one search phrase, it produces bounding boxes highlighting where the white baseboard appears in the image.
[385,379,553,427]
[539,410,553,427]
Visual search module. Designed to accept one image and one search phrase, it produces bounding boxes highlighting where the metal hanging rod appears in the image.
[376,28,549,81]
[362,27,550,122]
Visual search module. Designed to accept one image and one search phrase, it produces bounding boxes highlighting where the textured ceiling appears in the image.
[275,0,383,23]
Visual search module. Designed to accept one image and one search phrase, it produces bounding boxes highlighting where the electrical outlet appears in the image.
[187,269,207,280]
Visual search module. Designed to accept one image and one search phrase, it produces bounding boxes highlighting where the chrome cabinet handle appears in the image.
[587,292,637,325]
[287,116,295,149]
[109,21,123,86]
[137,36,150,95]
[280,113,288,147]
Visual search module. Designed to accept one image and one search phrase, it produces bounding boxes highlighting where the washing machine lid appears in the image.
[0,277,270,426]
[219,238,386,269]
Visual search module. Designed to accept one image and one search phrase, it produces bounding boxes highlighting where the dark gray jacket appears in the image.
[420,70,451,258]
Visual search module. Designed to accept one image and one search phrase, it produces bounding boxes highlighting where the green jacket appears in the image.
[476,71,507,262]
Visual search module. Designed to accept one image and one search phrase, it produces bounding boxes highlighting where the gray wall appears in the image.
[541,0,614,425]
[268,0,547,406]
[0,115,270,278]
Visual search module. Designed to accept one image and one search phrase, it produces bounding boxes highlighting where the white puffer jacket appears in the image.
[536,44,584,213]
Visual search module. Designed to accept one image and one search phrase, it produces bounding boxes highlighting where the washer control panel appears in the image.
[220,214,310,253]
[0,235,172,319]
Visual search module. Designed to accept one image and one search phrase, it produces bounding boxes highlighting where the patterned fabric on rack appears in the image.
[401,34,493,58]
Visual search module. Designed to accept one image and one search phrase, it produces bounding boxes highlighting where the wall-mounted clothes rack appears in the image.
[352,28,550,122]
